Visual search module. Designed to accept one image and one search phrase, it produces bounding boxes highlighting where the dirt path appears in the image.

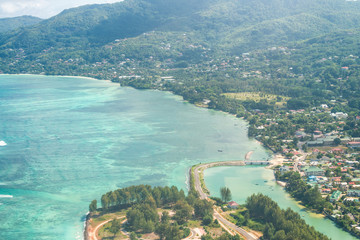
[89,216,125,240]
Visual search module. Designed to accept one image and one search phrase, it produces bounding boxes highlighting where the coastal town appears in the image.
[264,104,360,237]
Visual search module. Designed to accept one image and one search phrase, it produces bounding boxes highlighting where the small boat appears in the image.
[218,150,223,152]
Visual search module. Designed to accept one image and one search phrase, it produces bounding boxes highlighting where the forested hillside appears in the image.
[0,0,360,152]
[1,0,360,53]
[0,16,42,33]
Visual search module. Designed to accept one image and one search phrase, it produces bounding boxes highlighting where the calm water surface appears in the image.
[0,75,265,239]
[205,166,357,240]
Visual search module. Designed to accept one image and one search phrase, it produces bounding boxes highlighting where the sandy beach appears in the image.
[266,153,286,169]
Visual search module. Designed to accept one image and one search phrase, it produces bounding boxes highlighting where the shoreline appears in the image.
[0,73,117,85]
[3,73,285,239]
[245,151,253,160]
[266,153,286,169]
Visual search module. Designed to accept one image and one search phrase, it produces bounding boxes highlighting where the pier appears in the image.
[244,160,270,165]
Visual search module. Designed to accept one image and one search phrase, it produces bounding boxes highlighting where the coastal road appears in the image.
[192,160,259,240]
[214,209,258,240]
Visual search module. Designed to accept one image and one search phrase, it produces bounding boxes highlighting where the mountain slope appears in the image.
[1,0,360,54]
[0,16,42,33]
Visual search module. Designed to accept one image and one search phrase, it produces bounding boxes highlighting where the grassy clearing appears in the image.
[223,92,290,107]
[97,220,127,240]
[90,211,126,227]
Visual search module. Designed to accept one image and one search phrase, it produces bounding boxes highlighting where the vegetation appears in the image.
[246,194,330,240]
[90,185,216,239]
[3,0,360,237]
[275,171,329,212]
[0,16,42,33]
[220,187,232,202]
[1,0,360,154]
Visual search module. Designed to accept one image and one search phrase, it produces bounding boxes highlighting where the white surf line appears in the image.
[0,195,13,198]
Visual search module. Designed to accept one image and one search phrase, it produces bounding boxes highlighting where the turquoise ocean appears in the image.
[0,75,355,239]
[0,75,267,239]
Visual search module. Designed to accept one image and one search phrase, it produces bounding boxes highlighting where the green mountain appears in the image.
[1,0,360,53]
[0,16,42,33]
[0,0,360,113]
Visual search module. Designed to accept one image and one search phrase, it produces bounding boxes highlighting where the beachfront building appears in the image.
[303,166,325,177]
[227,201,240,209]
[330,191,342,203]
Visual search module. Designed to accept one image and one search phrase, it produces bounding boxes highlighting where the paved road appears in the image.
[214,209,258,240]
[192,161,259,240]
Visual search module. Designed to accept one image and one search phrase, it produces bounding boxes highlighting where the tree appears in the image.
[174,201,192,224]
[155,223,168,240]
[109,218,121,236]
[194,199,213,218]
[89,199,97,212]
[165,224,181,240]
[334,138,341,146]
[220,187,232,202]
[202,215,212,225]
[130,232,138,240]
[101,195,109,209]
[161,211,169,223]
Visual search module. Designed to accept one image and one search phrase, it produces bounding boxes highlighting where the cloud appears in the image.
[0,0,121,19]
[0,0,48,14]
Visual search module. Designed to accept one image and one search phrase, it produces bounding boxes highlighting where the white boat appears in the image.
[0,140,7,146]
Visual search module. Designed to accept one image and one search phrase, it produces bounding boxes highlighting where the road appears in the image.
[192,161,259,240]
[193,161,246,200]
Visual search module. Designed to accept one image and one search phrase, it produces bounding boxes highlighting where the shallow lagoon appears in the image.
[0,75,266,239]
[205,166,357,240]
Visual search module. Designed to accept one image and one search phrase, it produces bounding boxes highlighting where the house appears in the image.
[314,130,323,137]
[295,131,307,139]
[308,176,317,182]
[227,201,240,209]
[347,190,360,197]
[348,142,360,148]
[322,188,331,194]
[331,148,344,154]
[340,182,349,191]
[352,178,360,184]
[303,166,325,176]
[279,166,292,173]
[330,190,342,202]
[331,112,348,119]
[307,140,324,147]
[320,104,329,109]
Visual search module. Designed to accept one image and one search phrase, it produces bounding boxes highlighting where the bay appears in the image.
[0,74,267,239]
